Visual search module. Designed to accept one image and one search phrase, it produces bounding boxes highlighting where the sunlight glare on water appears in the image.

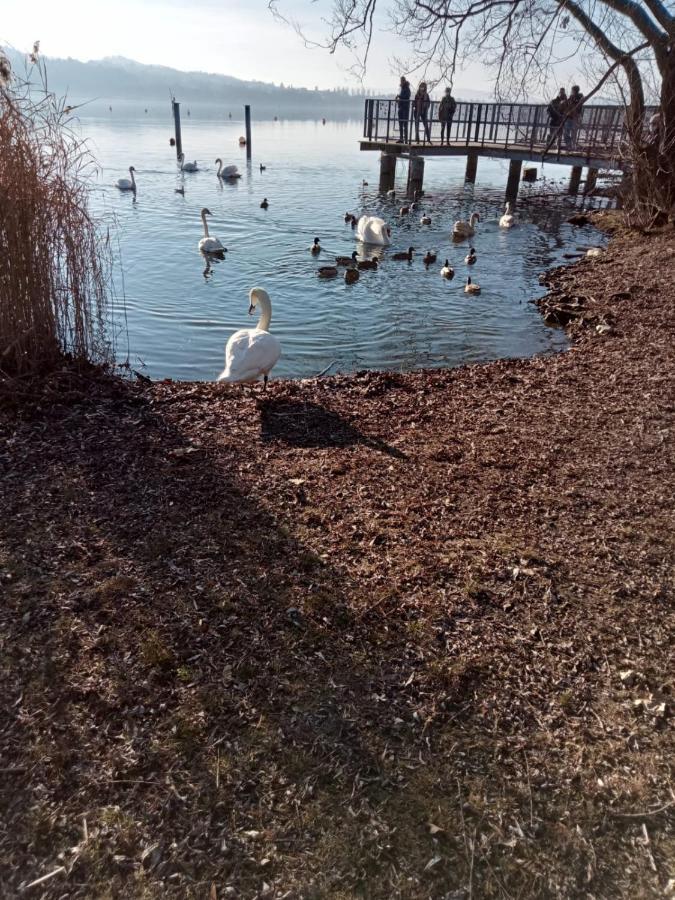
[84,114,600,381]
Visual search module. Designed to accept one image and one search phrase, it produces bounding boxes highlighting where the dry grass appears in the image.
[0,48,113,379]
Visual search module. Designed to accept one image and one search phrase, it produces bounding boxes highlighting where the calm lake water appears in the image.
[84,115,601,381]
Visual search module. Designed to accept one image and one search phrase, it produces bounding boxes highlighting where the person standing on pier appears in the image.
[396,76,411,143]
[414,82,431,143]
[547,88,566,143]
[564,85,584,149]
[438,88,457,144]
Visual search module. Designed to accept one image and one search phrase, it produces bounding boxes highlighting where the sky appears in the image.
[0,0,489,92]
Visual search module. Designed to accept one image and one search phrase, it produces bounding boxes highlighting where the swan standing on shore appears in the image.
[499,202,515,228]
[116,166,136,191]
[218,288,281,389]
[198,208,226,254]
[179,153,199,172]
[453,212,480,240]
[216,159,240,179]
[356,215,391,246]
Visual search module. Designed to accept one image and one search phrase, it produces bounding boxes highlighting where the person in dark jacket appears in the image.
[414,82,431,142]
[564,85,584,149]
[396,76,411,142]
[438,88,457,144]
[547,88,567,142]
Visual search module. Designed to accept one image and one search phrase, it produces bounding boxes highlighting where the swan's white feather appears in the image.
[355,215,390,246]
[218,328,281,383]
[199,236,225,253]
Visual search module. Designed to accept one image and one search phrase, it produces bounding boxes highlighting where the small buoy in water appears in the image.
[239,136,247,145]
[322,117,326,125]
[170,137,176,146]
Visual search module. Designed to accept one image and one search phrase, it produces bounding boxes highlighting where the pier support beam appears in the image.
[379,152,397,193]
[244,105,252,161]
[465,150,478,183]
[407,156,425,197]
[172,99,182,160]
[505,159,522,201]
[568,166,583,195]
[584,167,598,195]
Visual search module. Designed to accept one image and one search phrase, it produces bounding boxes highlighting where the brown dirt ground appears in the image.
[1,215,674,899]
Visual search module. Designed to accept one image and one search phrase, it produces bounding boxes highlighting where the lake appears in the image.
[84,114,600,381]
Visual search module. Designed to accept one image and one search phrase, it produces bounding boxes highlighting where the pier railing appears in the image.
[362,98,648,164]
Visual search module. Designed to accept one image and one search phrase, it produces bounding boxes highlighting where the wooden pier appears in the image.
[361,98,648,198]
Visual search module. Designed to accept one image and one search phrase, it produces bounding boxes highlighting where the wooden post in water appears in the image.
[244,105,252,161]
[584,167,598,195]
[505,159,522,201]
[407,155,424,197]
[379,152,396,193]
[465,150,478,182]
[172,99,183,160]
[568,165,583,195]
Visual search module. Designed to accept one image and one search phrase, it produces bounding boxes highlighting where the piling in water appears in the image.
[244,105,252,161]
[172,99,183,160]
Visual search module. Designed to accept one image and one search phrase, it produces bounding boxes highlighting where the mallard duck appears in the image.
[465,248,477,265]
[465,276,481,294]
[349,215,358,228]
[453,212,480,240]
[440,259,454,279]
[423,251,437,266]
[260,198,269,209]
[345,268,360,284]
[310,237,321,255]
[392,247,415,261]
[318,266,338,279]
[420,214,431,225]
[344,212,353,222]
[499,201,515,228]
[357,256,379,270]
[336,251,358,266]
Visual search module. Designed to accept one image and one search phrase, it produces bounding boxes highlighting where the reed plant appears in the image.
[0,46,114,379]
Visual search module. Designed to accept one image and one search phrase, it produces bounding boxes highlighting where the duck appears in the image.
[344,268,360,284]
[362,180,369,187]
[400,205,410,216]
[174,186,185,196]
[217,288,281,390]
[392,247,415,261]
[310,237,322,255]
[355,215,391,246]
[440,259,455,279]
[499,201,515,228]
[357,256,379,270]
[318,266,339,279]
[423,251,437,266]
[386,189,396,198]
[344,212,353,223]
[215,159,240,179]
[336,251,358,267]
[260,198,269,209]
[260,163,266,172]
[420,214,431,225]
[453,212,480,240]
[465,247,477,265]
[464,276,481,295]
[116,166,136,191]
[198,208,226,255]
[179,153,198,172]
[349,215,358,228]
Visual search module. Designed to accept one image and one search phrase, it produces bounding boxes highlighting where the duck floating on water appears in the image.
[465,248,477,265]
[392,247,415,262]
[310,237,322,255]
[358,256,379,270]
[423,251,437,266]
[260,198,269,209]
[465,276,481,294]
[440,259,455,279]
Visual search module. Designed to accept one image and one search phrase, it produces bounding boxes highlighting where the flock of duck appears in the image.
[114,156,517,388]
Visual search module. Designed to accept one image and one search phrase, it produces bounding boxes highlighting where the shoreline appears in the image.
[1,217,674,898]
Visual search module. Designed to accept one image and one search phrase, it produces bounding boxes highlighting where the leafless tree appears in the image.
[270,0,675,226]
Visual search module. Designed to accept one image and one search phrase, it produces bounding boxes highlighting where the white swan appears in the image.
[218,288,281,388]
[355,215,391,246]
[499,202,515,228]
[179,153,198,172]
[453,212,480,240]
[198,208,226,254]
[116,166,136,191]
[215,158,240,179]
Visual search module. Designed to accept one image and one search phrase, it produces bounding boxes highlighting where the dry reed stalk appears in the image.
[0,48,114,380]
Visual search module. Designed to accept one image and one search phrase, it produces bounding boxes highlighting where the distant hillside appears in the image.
[2,49,373,118]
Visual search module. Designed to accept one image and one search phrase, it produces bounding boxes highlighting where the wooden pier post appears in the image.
[505,159,522,201]
[172,100,182,159]
[244,105,252,161]
[568,166,583,195]
[407,156,425,197]
[584,167,598,195]
[379,152,396,192]
[465,150,478,183]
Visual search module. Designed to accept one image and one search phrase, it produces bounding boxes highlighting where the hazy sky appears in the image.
[1,0,491,91]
